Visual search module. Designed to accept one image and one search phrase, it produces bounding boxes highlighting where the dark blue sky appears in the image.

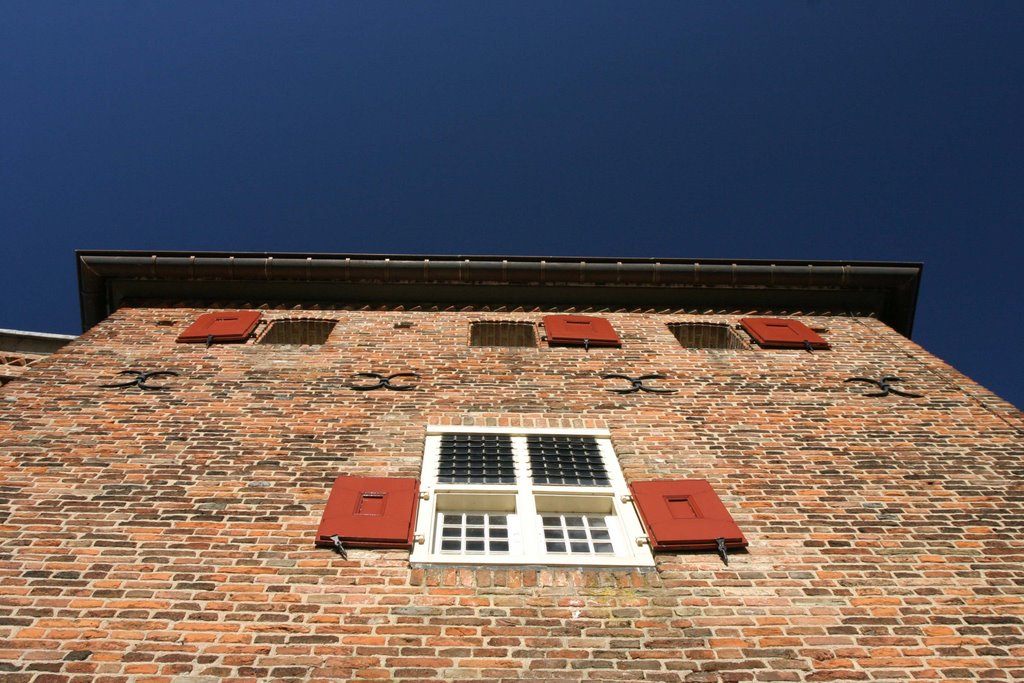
[2,2,1022,408]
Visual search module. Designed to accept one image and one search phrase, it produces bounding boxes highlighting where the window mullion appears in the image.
[512,436,541,559]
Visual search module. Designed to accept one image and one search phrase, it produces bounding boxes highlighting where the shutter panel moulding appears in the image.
[542,315,621,348]
[176,311,262,344]
[739,317,829,349]
[315,476,419,549]
[629,479,747,552]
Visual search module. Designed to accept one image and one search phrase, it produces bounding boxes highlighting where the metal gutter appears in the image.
[76,251,923,336]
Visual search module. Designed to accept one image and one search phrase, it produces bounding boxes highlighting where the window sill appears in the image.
[410,557,656,569]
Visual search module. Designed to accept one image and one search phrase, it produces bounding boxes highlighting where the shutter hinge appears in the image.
[419,491,430,500]
[635,536,650,547]
[620,494,633,503]
[414,534,425,545]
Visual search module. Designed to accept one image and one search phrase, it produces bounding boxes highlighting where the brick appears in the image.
[2,280,1022,682]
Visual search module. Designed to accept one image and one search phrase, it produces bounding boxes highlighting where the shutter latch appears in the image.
[716,537,729,565]
[329,534,348,559]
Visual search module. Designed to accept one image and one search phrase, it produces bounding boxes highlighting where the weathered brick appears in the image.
[1,266,1021,682]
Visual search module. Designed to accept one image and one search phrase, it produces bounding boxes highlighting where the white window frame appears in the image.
[410,426,655,567]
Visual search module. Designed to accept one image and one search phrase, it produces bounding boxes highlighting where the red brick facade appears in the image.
[2,262,1023,681]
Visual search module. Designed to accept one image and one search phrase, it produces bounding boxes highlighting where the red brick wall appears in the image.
[1,306,1021,682]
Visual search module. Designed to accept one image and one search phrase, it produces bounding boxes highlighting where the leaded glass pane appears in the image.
[437,512,512,554]
[527,435,610,486]
[438,434,516,484]
[540,514,616,555]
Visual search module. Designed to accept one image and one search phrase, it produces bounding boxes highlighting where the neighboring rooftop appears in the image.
[77,250,923,336]
[0,328,77,355]
[0,328,76,384]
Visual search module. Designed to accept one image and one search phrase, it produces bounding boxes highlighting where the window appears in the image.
[668,322,746,350]
[314,439,748,563]
[410,427,655,567]
[258,318,337,345]
[470,321,536,348]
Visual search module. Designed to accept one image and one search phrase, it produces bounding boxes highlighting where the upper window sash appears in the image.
[527,434,611,486]
[436,432,517,484]
[422,432,623,492]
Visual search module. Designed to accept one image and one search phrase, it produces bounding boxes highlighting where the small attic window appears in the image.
[668,322,746,350]
[470,322,536,348]
[258,319,337,345]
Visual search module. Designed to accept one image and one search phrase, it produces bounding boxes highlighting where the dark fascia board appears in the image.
[76,250,923,336]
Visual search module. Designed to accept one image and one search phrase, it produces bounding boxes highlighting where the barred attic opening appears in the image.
[668,322,746,350]
[470,321,536,348]
[258,319,337,345]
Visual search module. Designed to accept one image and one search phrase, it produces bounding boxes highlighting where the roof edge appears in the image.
[76,250,924,336]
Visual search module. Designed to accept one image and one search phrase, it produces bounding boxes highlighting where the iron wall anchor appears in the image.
[100,370,179,391]
[845,376,922,398]
[350,372,420,391]
[601,374,676,394]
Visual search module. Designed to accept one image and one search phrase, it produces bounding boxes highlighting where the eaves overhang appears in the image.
[76,251,923,337]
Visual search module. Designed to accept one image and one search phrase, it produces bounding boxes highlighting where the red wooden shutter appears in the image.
[315,476,419,549]
[177,311,262,344]
[543,315,621,347]
[739,317,829,349]
[629,479,747,551]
